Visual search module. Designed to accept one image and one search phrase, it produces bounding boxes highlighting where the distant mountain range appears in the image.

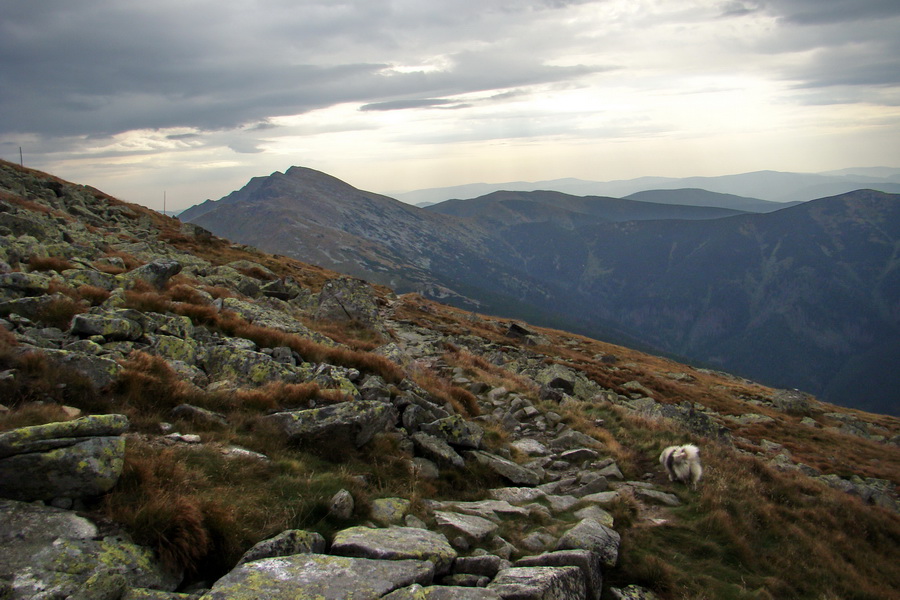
[394,168,900,206]
[183,167,900,415]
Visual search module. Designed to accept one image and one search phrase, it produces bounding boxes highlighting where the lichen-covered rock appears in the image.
[609,584,660,600]
[152,335,199,364]
[465,450,541,487]
[0,436,126,502]
[71,311,143,341]
[771,389,815,415]
[0,500,179,600]
[315,277,380,325]
[488,566,586,600]
[41,348,123,388]
[0,414,129,457]
[555,518,621,568]
[236,529,326,566]
[220,297,324,339]
[420,415,484,449]
[0,414,128,502]
[515,550,602,600]
[383,584,502,599]
[331,526,457,575]
[122,258,182,289]
[0,271,52,297]
[264,400,398,451]
[370,497,411,525]
[200,345,302,386]
[412,432,465,468]
[200,554,433,600]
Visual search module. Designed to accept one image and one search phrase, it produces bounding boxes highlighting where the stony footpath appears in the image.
[0,160,897,599]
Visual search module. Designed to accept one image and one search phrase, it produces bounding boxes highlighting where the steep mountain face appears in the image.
[512,190,900,414]
[185,168,900,414]
[182,166,560,314]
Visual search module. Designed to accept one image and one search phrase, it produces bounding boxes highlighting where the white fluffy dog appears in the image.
[659,444,703,488]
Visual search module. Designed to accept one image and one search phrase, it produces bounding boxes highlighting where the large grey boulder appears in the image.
[420,415,484,449]
[516,550,602,600]
[265,400,398,451]
[331,526,458,575]
[0,499,178,600]
[315,277,381,325]
[200,345,304,386]
[71,311,143,341]
[465,450,541,486]
[412,432,465,468]
[556,518,621,567]
[200,554,434,600]
[0,414,128,501]
[41,348,123,389]
[122,258,182,289]
[488,566,586,600]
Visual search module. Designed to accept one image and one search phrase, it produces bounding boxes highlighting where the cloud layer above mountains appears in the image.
[1,0,898,208]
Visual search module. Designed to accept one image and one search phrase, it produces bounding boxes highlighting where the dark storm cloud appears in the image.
[0,0,609,139]
[771,0,900,25]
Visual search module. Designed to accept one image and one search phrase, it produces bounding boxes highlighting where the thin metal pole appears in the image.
[164,190,167,215]
[19,147,23,166]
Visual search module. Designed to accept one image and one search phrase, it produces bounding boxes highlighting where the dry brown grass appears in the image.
[27,255,75,273]
[76,284,112,306]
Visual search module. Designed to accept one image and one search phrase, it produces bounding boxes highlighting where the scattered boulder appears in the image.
[488,566,586,600]
[556,518,621,567]
[0,414,129,501]
[199,554,433,600]
[265,401,398,452]
[236,529,326,566]
[515,550,603,600]
[315,278,381,325]
[465,450,541,486]
[123,258,182,289]
[331,526,457,575]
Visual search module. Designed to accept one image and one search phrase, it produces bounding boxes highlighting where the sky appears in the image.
[1,0,899,211]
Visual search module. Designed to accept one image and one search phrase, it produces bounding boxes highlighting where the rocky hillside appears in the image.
[0,159,899,600]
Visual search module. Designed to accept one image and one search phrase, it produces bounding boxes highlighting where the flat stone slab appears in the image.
[434,511,499,542]
[465,450,541,486]
[489,487,547,505]
[440,499,530,522]
[200,554,434,600]
[633,488,681,507]
[331,526,457,575]
[489,566,586,600]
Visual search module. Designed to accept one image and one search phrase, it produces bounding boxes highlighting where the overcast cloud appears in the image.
[1,0,898,209]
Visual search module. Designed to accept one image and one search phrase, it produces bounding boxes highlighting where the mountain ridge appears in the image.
[392,168,900,206]
[184,168,900,415]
